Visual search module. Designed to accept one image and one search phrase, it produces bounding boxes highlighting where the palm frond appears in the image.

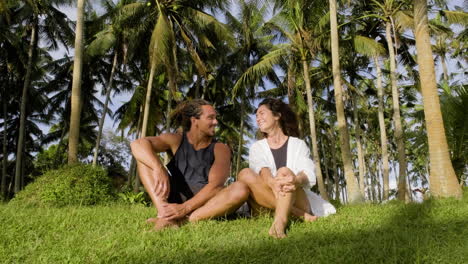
[442,10,468,26]
[232,44,290,98]
[353,35,386,57]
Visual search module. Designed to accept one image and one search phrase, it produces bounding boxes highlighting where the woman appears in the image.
[238,98,335,238]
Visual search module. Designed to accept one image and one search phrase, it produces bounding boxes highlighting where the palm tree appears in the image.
[10,0,74,190]
[413,0,462,198]
[369,0,411,201]
[68,0,86,164]
[329,0,362,203]
[440,84,468,186]
[89,0,134,166]
[353,35,390,199]
[233,0,330,199]
[121,0,231,138]
[227,1,275,176]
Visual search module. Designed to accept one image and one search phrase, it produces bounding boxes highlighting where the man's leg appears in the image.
[188,181,250,222]
[136,160,179,230]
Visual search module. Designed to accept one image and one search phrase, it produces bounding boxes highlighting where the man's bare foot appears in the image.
[146,217,180,231]
[268,220,287,239]
[303,213,319,222]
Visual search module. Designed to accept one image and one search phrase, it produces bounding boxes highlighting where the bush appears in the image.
[11,164,115,207]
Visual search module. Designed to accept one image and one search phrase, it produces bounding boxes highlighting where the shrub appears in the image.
[11,164,115,207]
[117,191,150,206]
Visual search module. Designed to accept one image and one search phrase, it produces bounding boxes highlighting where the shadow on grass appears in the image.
[123,197,468,264]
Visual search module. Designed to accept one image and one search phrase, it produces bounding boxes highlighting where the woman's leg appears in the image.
[238,168,314,217]
[269,189,295,238]
[238,168,317,238]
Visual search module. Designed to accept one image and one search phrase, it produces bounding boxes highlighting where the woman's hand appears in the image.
[275,167,298,195]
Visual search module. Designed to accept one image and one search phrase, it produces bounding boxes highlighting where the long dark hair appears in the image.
[257,98,300,137]
[171,99,212,131]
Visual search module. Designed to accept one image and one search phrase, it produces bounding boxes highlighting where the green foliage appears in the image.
[33,144,67,174]
[117,191,150,206]
[11,165,115,207]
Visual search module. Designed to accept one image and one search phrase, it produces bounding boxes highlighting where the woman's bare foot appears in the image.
[268,219,287,239]
[303,213,319,222]
[146,217,180,231]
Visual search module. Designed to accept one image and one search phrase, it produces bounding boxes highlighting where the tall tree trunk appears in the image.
[321,140,331,196]
[2,90,8,199]
[303,59,328,200]
[385,21,407,201]
[68,0,85,164]
[374,56,390,200]
[141,54,158,139]
[377,164,383,202]
[162,42,178,164]
[235,100,245,177]
[329,128,340,200]
[329,0,362,203]
[370,167,377,202]
[93,53,119,166]
[15,21,37,193]
[53,127,67,167]
[353,97,366,197]
[440,55,448,83]
[414,0,462,198]
[287,63,303,136]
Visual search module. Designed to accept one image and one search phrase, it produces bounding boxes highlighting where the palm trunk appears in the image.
[287,64,302,136]
[376,160,383,202]
[385,21,407,201]
[68,0,85,164]
[329,129,340,200]
[141,53,158,139]
[353,97,366,197]
[166,37,178,134]
[374,56,390,200]
[440,56,448,83]
[2,90,8,199]
[321,140,330,196]
[93,53,119,166]
[414,0,462,198]
[303,59,328,200]
[329,0,362,203]
[235,100,245,177]
[15,21,37,193]
[53,127,67,167]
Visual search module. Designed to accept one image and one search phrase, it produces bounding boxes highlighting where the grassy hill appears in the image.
[1,191,467,264]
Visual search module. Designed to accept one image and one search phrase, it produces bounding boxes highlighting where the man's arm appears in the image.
[161,143,231,220]
[130,134,181,198]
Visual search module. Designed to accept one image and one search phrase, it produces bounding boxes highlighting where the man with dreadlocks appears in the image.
[131,99,249,230]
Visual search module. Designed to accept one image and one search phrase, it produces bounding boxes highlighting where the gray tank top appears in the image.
[166,133,216,190]
[270,137,288,169]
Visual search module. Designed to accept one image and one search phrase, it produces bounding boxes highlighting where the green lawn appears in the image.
[1,193,467,264]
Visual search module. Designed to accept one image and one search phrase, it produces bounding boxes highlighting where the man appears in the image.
[131,99,249,230]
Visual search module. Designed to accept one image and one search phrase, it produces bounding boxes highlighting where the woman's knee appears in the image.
[237,168,257,184]
[230,181,250,201]
[277,167,295,177]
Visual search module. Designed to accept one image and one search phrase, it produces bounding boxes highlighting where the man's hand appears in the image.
[160,203,190,220]
[153,169,170,199]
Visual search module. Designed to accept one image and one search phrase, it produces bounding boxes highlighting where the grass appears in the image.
[1,192,468,264]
